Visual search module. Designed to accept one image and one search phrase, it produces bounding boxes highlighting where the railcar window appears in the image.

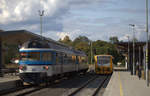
[56,53,63,64]
[42,52,52,61]
[98,56,110,65]
[64,54,73,64]
[81,56,87,64]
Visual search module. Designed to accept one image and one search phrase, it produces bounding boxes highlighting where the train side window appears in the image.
[64,54,68,64]
[56,53,63,64]
[42,52,52,61]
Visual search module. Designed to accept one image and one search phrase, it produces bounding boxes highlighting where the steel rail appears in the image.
[68,75,110,96]
[68,75,98,96]
[92,75,109,96]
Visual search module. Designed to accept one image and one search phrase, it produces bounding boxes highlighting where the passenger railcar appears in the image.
[19,39,88,84]
[94,55,113,74]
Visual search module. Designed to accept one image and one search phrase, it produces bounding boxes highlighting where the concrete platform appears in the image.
[0,75,20,91]
[103,71,150,96]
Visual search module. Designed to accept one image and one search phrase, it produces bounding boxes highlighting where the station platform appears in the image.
[0,75,19,91]
[103,71,150,96]
[0,74,19,83]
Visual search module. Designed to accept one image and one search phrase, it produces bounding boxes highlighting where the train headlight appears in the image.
[43,66,49,70]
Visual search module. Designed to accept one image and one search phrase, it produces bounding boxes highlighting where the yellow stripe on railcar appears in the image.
[94,55,113,74]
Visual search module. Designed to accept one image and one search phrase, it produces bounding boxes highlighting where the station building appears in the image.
[116,42,150,77]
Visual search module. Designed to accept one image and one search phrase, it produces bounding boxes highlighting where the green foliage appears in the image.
[73,36,90,46]
[59,35,72,46]
[3,43,19,65]
[109,36,119,44]
[92,40,124,64]
[59,35,124,65]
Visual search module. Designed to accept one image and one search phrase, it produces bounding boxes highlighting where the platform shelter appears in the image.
[116,42,150,76]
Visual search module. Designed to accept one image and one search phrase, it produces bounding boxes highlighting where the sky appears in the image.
[0,0,150,41]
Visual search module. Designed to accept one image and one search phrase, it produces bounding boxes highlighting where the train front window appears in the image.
[20,52,40,61]
[20,52,28,61]
[98,56,110,66]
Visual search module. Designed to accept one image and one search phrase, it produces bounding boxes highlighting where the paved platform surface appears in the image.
[0,75,19,91]
[103,71,150,96]
[0,74,19,83]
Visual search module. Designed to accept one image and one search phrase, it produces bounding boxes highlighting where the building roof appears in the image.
[115,42,146,54]
[0,30,67,46]
[0,30,86,56]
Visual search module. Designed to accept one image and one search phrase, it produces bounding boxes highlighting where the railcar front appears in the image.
[95,55,113,74]
[19,48,55,84]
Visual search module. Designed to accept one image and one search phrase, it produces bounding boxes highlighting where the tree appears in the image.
[59,35,72,46]
[92,40,124,65]
[73,36,90,46]
[58,35,124,65]
[109,36,119,44]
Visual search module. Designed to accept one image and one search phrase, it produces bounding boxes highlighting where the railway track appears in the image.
[1,73,90,96]
[1,73,110,96]
[67,75,110,96]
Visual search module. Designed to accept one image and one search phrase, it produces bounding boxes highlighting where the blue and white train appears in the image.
[18,39,88,84]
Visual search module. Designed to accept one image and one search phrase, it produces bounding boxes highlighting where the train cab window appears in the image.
[28,52,41,61]
[41,52,52,61]
[20,52,28,61]
[98,56,110,65]
[20,52,41,61]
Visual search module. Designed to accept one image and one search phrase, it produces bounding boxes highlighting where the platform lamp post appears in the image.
[90,41,93,65]
[0,40,3,77]
[127,36,130,71]
[38,10,44,40]
[145,0,149,87]
[129,24,135,75]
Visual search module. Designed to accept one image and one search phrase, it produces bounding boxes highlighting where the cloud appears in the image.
[0,0,149,42]
[56,29,86,40]
[0,0,69,24]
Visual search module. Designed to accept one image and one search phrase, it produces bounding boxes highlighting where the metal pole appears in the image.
[129,24,135,75]
[0,40,3,77]
[127,36,130,70]
[39,10,44,39]
[143,46,146,80]
[91,41,93,64]
[139,46,141,67]
[146,0,149,87]
[133,25,135,75]
[40,15,42,37]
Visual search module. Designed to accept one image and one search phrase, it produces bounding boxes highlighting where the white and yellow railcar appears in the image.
[94,55,113,74]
